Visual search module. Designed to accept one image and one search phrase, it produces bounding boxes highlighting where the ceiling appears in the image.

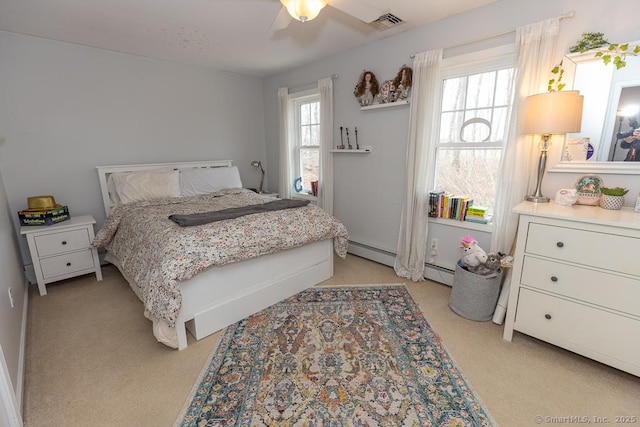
[0,0,497,77]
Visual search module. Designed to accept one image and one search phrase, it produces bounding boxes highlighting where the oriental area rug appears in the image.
[175,285,495,427]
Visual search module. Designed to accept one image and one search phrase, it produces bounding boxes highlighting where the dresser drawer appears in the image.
[40,249,96,279]
[35,228,92,257]
[525,223,639,276]
[521,256,640,317]
[515,288,640,372]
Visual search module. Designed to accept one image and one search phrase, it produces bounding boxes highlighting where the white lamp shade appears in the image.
[280,0,328,22]
[523,90,584,135]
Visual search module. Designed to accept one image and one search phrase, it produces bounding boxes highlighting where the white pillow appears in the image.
[179,166,243,196]
[110,169,180,204]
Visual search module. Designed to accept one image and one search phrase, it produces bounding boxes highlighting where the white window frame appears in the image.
[429,45,516,216]
[289,88,321,200]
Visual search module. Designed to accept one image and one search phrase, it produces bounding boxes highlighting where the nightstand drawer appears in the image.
[35,228,91,257]
[525,223,639,276]
[515,288,640,370]
[521,256,640,317]
[40,249,96,279]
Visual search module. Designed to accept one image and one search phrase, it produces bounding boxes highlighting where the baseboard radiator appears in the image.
[347,240,454,286]
[423,262,455,287]
[347,240,396,267]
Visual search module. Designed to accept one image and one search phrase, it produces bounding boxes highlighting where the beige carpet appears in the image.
[24,255,640,426]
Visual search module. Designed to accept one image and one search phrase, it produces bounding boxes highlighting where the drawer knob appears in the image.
[544,314,552,320]
[62,240,68,245]
[556,242,564,248]
[550,276,558,282]
[66,262,71,267]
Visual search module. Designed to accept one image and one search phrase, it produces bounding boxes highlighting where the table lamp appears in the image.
[523,90,584,202]
[251,160,265,193]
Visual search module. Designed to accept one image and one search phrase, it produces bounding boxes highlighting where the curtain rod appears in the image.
[286,74,339,93]
[410,10,575,59]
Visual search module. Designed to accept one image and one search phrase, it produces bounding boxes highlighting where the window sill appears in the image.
[428,217,493,232]
[292,192,317,201]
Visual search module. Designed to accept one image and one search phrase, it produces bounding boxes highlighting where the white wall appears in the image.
[263,0,640,270]
[0,169,27,427]
[0,31,267,265]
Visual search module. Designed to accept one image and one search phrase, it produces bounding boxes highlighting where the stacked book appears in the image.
[428,191,445,218]
[464,205,491,224]
[428,191,473,221]
[18,205,70,226]
[428,191,492,224]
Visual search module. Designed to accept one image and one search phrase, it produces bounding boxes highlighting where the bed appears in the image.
[93,160,349,350]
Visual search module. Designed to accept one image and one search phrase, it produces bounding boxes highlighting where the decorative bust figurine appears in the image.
[393,65,413,101]
[377,65,414,104]
[353,70,379,106]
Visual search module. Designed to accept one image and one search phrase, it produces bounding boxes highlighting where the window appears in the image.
[291,91,320,196]
[433,49,515,211]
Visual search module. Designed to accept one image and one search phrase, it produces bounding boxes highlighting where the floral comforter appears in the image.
[92,188,349,328]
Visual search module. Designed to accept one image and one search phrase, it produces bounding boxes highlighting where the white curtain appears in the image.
[318,77,334,214]
[491,17,562,323]
[394,49,443,282]
[278,87,292,199]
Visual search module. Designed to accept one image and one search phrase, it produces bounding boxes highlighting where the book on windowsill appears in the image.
[439,192,452,218]
[450,196,471,220]
[428,190,445,217]
[464,215,492,225]
[465,205,489,218]
[466,204,488,213]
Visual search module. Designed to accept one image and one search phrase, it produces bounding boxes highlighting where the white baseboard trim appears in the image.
[23,264,35,285]
[0,278,27,427]
[17,277,28,411]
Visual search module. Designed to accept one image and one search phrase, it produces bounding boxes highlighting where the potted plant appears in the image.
[599,187,629,210]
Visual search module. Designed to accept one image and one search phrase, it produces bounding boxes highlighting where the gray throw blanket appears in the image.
[169,198,310,227]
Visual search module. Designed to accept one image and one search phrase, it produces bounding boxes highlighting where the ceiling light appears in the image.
[280,0,328,23]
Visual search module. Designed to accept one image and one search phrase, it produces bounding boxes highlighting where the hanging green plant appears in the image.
[547,60,566,92]
[569,32,609,53]
[569,32,640,69]
[594,43,640,69]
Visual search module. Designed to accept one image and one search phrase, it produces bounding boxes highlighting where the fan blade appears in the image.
[328,0,384,23]
[271,6,292,30]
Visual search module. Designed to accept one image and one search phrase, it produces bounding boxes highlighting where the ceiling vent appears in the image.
[369,13,405,31]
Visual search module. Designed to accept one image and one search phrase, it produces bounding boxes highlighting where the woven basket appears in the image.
[449,261,503,321]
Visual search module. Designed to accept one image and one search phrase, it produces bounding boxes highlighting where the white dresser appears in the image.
[503,201,640,376]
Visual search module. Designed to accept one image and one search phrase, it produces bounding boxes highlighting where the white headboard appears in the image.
[96,160,233,217]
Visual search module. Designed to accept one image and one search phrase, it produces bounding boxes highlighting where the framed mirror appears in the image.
[548,41,640,174]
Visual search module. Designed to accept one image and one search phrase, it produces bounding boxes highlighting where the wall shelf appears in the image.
[330,149,372,153]
[361,100,409,111]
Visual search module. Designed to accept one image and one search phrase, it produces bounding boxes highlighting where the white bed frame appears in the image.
[96,160,334,350]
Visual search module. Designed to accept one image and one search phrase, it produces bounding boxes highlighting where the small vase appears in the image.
[599,194,624,210]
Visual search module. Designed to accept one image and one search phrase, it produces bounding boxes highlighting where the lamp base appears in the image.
[525,195,550,203]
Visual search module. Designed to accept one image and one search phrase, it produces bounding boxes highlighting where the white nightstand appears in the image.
[21,215,103,296]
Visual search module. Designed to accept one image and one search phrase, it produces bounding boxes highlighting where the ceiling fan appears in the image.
[271,0,385,30]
